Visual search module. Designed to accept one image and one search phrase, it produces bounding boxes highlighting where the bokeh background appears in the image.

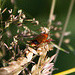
[1,0,75,75]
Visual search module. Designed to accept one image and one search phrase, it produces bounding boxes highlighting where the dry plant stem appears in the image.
[54,0,75,63]
[48,0,56,30]
[50,0,75,75]
[32,45,47,75]
[32,44,49,75]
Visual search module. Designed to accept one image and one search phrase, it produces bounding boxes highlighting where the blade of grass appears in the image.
[50,42,69,54]
[54,68,75,75]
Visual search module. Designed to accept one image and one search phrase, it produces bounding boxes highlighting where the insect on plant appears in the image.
[29,32,53,47]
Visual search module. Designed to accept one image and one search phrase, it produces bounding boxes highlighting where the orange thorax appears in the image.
[30,33,48,46]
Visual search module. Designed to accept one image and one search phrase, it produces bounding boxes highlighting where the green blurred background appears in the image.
[2,0,75,74]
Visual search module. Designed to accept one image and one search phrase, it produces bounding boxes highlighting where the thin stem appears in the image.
[48,0,56,31]
[0,0,2,29]
[50,0,75,75]
[0,0,1,8]
[54,0,75,63]
[1,0,7,8]
[13,1,18,15]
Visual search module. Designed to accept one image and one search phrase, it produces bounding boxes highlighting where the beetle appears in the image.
[30,33,53,47]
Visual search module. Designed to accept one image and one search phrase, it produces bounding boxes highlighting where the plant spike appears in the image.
[50,42,69,54]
